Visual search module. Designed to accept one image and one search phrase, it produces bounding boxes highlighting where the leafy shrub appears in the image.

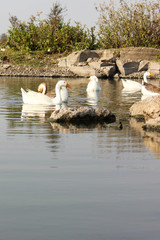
[96,0,160,49]
[6,2,98,53]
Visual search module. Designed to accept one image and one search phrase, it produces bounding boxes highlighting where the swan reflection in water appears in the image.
[87,91,101,106]
[21,103,68,120]
[121,88,140,94]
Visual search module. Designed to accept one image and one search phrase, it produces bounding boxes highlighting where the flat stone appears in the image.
[120,47,159,61]
[69,66,101,77]
[50,107,116,124]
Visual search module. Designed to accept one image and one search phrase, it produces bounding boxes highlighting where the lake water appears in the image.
[1,77,160,240]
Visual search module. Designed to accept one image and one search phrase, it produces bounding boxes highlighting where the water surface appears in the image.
[0,77,160,240]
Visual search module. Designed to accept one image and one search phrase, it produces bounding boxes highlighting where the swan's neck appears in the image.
[42,84,47,94]
[39,83,47,94]
[143,75,148,84]
[55,85,62,103]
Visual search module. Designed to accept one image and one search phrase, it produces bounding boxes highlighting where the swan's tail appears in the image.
[21,88,28,104]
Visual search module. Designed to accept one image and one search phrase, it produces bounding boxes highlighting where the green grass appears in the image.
[0,49,63,67]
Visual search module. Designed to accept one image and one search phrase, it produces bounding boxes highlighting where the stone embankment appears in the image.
[58,47,160,78]
[0,47,160,78]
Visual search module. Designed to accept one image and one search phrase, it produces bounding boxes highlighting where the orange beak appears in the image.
[88,77,91,81]
[66,82,71,88]
[150,73,154,77]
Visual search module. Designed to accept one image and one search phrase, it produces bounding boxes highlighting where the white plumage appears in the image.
[122,79,142,91]
[122,71,152,92]
[21,80,71,105]
[86,76,101,92]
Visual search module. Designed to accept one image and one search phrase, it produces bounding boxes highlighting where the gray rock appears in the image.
[138,60,149,72]
[2,64,11,70]
[130,95,160,119]
[130,95,160,131]
[69,65,100,77]
[100,49,120,62]
[65,50,100,67]
[50,107,116,124]
[101,65,116,77]
[148,62,160,75]
[116,59,139,76]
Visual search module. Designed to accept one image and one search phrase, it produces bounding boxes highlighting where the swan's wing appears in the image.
[142,82,160,95]
[21,88,30,104]
[122,79,141,91]
[21,88,53,105]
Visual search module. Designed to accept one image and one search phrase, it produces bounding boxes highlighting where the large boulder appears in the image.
[130,95,160,131]
[50,107,116,124]
[130,96,160,120]
[62,50,100,67]
[116,47,160,77]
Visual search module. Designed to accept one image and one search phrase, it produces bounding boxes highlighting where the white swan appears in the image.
[38,82,69,103]
[86,75,101,92]
[21,80,71,105]
[122,71,152,92]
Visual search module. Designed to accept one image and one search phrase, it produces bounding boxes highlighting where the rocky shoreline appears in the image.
[0,47,160,78]
[0,63,74,78]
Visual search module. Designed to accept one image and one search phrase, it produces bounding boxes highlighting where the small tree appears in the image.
[7,1,98,53]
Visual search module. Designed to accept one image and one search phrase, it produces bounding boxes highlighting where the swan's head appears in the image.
[38,82,47,94]
[88,76,99,82]
[56,80,71,89]
[144,71,154,77]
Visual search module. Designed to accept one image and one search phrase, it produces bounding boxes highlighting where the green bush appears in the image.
[96,0,160,49]
[6,2,98,53]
